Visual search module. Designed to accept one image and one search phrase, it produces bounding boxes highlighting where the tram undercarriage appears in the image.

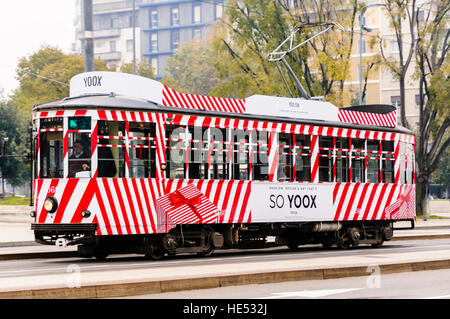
[32,220,402,260]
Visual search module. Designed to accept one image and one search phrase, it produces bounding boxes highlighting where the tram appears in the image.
[31,71,415,259]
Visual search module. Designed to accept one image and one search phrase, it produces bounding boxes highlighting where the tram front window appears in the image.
[68,116,91,178]
[68,134,91,178]
[39,118,63,179]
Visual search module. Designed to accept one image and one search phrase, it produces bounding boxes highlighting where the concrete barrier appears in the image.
[1,258,449,299]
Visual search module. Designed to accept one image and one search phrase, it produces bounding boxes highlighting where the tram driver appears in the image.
[69,141,90,178]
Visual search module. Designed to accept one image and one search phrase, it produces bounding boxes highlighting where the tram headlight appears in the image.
[81,210,91,218]
[44,197,58,214]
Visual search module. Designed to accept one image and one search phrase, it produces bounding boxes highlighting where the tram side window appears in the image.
[97,120,125,178]
[165,125,186,179]
[367,140,380,183]
[210,127,229,180]
[252,131,269,181]
[335,137,350,182]
[128,122,156,178]
[278,133,293,181]
[39,118,63,178]
[231,129,250,180]
[295,134,311,182]
[318,136,333,182]
[351,138,365,183]
[68,117,92,178]
[188,126,208,179]
[382,141,394,183]
[399,142,407,184]
[406,143,414,184]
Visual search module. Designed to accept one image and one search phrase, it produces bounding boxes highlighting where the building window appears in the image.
[109,41,116,52]
[215,1,224,20]
[193,28,201,40]
[390,40,399,53]
[193,4,201,24]
[150,9,158,28]
[391,96,401,109]
[171,30,180,51]
[151,58,158,76]
[171,7,180,26]
[415,94,422,108]
[126,39,133,52]
[150,33,158,52]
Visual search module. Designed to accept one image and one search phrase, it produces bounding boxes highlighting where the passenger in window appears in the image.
[69,141,90,178]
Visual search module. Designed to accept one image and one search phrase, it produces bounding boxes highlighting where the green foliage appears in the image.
[10,45,111,113]
[210,0,359,105]
[119,61,155,79]
[0,100,30,188]
[162,41,220,96]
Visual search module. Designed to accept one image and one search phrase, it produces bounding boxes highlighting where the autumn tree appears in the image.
[210,0,359,105]
[413,0,449,216]
[119,61,155,79]
[162,40,221,96]
[11,45,110,113]
[379,0,418,129]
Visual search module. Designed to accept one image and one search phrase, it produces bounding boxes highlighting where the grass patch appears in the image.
[0,196,31,205]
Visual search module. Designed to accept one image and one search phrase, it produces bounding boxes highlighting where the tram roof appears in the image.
[33,93,413,135]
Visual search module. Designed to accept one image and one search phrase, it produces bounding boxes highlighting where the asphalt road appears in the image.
[127,268,450,299]
[0,237,449,281]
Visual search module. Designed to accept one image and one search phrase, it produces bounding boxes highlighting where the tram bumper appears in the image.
[31,223,97,246]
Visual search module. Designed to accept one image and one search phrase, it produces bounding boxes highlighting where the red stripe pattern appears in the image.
[162,85,246,113]
[338,109,397,128]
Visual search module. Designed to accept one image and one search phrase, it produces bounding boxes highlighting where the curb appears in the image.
[1,258,449,299]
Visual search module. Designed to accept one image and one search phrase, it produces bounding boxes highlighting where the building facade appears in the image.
[75,0,142,69]
[138,0,224,78]
[75,0,225,77]
[344,0,426,128]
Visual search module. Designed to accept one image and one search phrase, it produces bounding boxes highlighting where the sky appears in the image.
[0,1,77,98]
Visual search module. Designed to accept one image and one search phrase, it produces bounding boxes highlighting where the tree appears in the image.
[11,45,110,113]
[119,61,155,79]
[210,0,359,105]
[0,100,30,191]
[379,0,418,129]
[162,40,221,96]
[413,0,449,216]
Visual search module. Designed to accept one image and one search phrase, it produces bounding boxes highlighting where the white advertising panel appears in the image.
[249,182,334,222]
[70,71,164,105]
[245,95,339,122]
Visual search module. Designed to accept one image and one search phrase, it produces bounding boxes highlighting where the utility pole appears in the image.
[132,0,136,74]
[83,0,94,72]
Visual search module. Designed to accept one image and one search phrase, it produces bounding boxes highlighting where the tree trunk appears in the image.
[416,173,430,217]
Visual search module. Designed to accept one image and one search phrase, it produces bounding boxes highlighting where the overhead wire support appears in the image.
[268,22,344,100]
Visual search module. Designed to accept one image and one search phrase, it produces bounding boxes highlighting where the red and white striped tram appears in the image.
[31,71,415,259]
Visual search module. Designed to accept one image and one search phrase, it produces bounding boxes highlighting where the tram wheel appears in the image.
[145,244,165,260]
[197,247,215,257]
[337,240,351,249]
